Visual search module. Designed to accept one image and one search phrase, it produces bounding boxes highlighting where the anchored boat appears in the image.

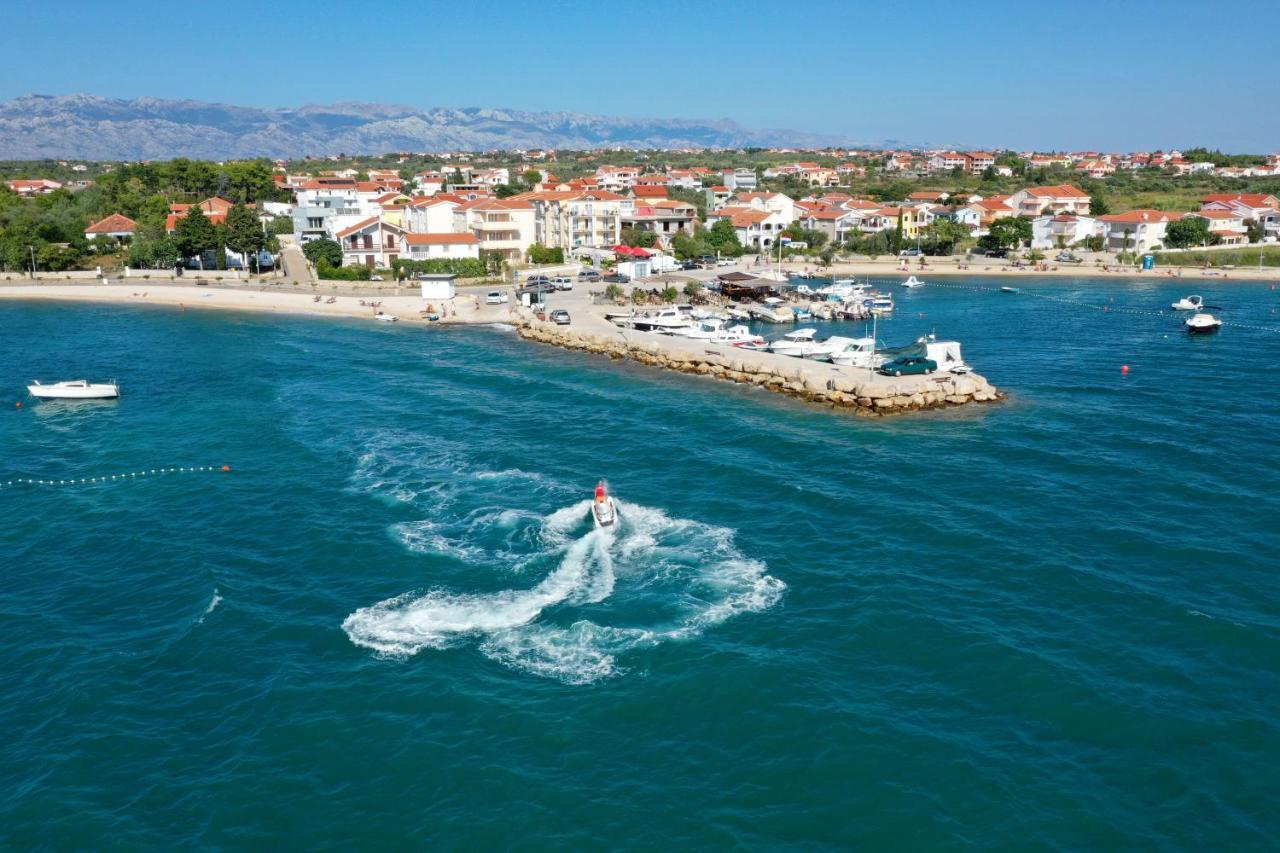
[1171,295,1203,311]
[1185,311,1222,334]
[27,379,119,400]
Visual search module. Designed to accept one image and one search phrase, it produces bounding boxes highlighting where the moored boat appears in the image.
[27,379,120,400]
[902,276,925,288]
[1171,294,1203,311]
[1185,312,1222,334]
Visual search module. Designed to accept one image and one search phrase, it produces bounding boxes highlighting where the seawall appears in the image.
[517,321,1003,415]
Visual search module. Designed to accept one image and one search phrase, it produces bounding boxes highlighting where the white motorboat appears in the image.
[801,335,863,361]
[630,307,693,333]
[27,379,120,400]
[828,338,882,368]
[711,324,765,348]
[866,295,895,315]
[748,304,792,323]
[672,317,733,340]
[591,481,617,529]
[768,328,823,358]
[375,313,398,322]
[1171,295,1203,311]
[1185,312,1222,334]
[902,276,925,288]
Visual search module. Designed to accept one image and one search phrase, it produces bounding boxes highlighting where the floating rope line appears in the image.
[918,281,1280,333]
[0,465,231,490]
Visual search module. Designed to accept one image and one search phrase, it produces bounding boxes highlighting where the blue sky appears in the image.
[6,0,1278,151]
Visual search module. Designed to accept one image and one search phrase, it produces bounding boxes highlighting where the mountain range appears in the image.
[0,94,878,160]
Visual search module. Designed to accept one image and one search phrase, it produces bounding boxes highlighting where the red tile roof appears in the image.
[85,213,138,234]
[403,233,479,245]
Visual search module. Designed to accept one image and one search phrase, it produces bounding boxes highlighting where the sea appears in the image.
[2,276,1278,849]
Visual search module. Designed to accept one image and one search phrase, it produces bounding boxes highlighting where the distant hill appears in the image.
[0,94,863,160]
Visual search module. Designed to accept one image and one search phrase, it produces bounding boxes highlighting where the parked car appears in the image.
[485,290,508,305]
[526,274,551,285]
[578,269,602,282]
[899,248,922,256]
[716,258,735,267]
[878,356,937,376]
[549,309,571,325]
[680,260,700,270]
[603,272,630,284]
[1055,252,1082,263]
[550,276,573,291]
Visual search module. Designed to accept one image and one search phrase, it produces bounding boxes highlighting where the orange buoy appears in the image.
[1121,365,1129,375]
[220,465,231,473]
[15,401,22,408]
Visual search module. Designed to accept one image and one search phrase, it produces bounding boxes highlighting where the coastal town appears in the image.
[2,146,1279,282]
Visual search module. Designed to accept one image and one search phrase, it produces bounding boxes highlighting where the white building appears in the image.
[1095,210,1180,252]
[400,232,481,260]
[1031,214,1099,249]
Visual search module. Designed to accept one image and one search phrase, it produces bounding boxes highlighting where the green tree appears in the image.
[1089,194,1111,216]
[522,170,542,185]
[224,202,267,269]
[682,280,702,299]
[660,285,679,303]
[1165,217,1212,249]
[1245,218,1263,243]
[620,227,658,248]
[173,205,217,265]
[707,219,744,256]
[919,219,971,255]
[528,244,564,264]
[303,238,343,267]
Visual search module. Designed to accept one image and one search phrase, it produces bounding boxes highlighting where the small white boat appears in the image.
[375,313,398,323]
[630,307,693,333]
[866,295,895,315]
[1171,295,1203,311]
[1185,312,1221,334]
[27,379,119,400]
[591,481,617,529]
[902,276,925,289]
[828,338,882,368]
[1000,286,1020,294]
[801,335,862,361]
[768,328,822,358]
[713,325,766,348]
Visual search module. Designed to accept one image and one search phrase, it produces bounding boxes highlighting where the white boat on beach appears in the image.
[27,379,120,400]
[1171,295,1203,311]
[375,313,398,322]
[748,303,793,323]
[902,276,925,288]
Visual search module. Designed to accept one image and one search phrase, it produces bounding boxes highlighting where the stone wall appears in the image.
[517,322,1004,415]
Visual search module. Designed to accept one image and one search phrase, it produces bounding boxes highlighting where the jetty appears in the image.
[517,291,1002,415]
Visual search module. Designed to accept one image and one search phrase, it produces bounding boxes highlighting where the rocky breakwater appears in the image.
[517,322,1003,415]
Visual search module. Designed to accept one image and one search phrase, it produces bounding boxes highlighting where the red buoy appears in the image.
[15,401,22,408]
[221,465,231,473]
[1121,365,1129,375]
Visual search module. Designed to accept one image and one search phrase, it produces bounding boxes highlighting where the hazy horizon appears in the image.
[3,0,1278,151]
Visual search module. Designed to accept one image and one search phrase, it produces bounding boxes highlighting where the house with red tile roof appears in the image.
[5,179,62,196]
[704,205,788,250]
[1096,210,1182,252]
[400,231,480,261]
[1006,184,1091,217]
[632,184,669,200]
[84,213,137,241]
[337,217,406,267]
[1200,193,1279,221]
[1185,209,1248,245]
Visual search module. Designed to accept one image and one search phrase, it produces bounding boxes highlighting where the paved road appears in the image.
[277,236,314,285]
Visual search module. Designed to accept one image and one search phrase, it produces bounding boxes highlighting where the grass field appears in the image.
[1153,246,1280,267]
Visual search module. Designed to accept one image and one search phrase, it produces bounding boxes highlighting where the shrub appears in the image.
[317,262,371,281]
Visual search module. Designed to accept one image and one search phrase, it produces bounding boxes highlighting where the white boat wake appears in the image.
[341,445,783,684]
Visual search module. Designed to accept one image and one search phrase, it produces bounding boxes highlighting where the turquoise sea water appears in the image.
[2,277,1278,848]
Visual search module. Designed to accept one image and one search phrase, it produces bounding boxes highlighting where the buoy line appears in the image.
[0,465,231,490]
[918,281,1280,332]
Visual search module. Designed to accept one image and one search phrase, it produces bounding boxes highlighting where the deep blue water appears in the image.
[2,277,1279,849]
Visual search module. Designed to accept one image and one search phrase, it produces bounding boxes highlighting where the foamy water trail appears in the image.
[196,589,223,624]
[344,491,783,683]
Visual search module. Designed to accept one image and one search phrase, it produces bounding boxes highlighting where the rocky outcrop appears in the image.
[517,322,1004,415]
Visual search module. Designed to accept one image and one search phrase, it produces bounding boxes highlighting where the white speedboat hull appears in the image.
[27,380,119,400]
[592,497,618,528]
